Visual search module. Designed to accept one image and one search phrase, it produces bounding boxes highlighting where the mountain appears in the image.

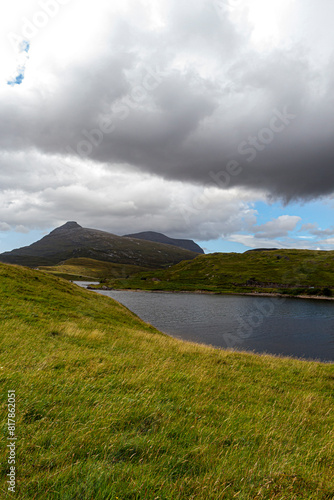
[123,231,204,254]
[0,222,198,268]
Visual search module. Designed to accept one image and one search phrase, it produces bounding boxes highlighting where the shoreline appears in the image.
[86,285,334,301]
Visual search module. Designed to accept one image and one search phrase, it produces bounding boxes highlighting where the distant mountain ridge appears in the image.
[123,231,204,254]
[0,222,199,268]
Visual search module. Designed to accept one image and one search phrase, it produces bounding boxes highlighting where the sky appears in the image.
[1,0,334,253]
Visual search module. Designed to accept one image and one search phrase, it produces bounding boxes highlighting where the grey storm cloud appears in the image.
[1,0,334,204]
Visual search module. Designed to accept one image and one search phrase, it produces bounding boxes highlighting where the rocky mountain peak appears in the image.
[50,221,82,234]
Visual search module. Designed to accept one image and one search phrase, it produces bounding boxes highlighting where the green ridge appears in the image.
[100,249,334,297]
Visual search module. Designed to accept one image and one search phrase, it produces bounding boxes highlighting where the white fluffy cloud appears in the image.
[0,150,263,239]
[253,215,301,239]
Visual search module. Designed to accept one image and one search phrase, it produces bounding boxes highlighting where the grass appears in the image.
[0,262,333,499]
[40,258,149,281]
[97,249,334,297]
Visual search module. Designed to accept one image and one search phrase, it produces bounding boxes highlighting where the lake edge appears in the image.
[86,285,334,302]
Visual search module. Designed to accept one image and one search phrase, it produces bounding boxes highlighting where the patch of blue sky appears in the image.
[197,239,246,254]
[198,197,334,253]
[0,229,50,254]
[20,40,30,53]
[253,199,334,234]
[7,39,30,86]
[7,69,25,86]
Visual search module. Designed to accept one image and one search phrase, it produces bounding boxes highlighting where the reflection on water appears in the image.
[75,283,334,362]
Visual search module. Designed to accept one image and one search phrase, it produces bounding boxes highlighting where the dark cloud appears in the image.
[2,24,334,202]
[1,0,334,240]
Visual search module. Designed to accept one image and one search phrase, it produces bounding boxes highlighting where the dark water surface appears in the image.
[76,283,334,362]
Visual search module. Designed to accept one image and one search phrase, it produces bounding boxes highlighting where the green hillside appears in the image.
[40,257,149,281]
[0,263,333,499]
[99,249,334,297]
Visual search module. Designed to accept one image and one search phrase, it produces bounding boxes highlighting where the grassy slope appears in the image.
[0,263,333,499]
[40,258,149,281]
[100,250,334,296]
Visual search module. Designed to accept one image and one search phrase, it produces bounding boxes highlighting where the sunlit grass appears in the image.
[0,263,333,499]
[40,257,149,281]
